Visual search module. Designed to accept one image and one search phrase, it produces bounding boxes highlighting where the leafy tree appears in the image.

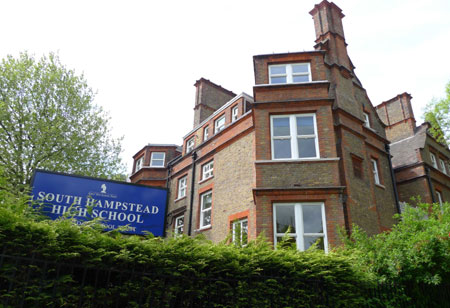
[340,201,450,285]
[0,52,124,191]
[424,81,450,145]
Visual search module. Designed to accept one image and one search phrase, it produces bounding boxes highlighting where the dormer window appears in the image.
[232,106,239,122]
[214,115,226,134]
[269,63,311,84]
[203,126,209,141]
[150,152,165,167]
[134,156,144,173]
[186,138,195,154]
[363,112,371,128]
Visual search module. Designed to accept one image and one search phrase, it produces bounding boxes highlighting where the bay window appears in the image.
[270,114,319,160]
[273,203,327,252]
[134,156,144,172]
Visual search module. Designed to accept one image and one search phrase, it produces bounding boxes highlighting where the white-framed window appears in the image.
[270,114,319,160]
[231,106,239,122]
[430,153,438,168]
[150,152,165,167]
[174,215,184,236]
[134,156,144,172]
[200,191,212,229]
[214,115,226,134]
[202,161,214,180]
[232,218,248,246]
[363,112,371,128]
[203,126,209,141]
[186,137,195,154]
[177,176,187,199]
[273,203,327,252]
[269,63,311,84]
[439,159,447,174]
[371,158,380,185]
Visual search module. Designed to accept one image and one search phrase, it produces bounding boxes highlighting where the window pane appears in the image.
[276,236,297,249]
[270,76,287,84]
[202,193,212,209]
[151,160,164,167]
[202,211,211,226]
[297,138,316,158]
[276,205,296,233]
[270,66,286,75]
[274,139,292,159]
[242,220,248,243]
[152,153,164,159]
[292,75,309,83]
[302,205,323,233]
[304,236,324,250]
[292,64,309,73]
[273,117,290,136]
[296,116,314,135]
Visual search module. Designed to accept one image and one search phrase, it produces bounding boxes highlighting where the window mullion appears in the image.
[286,64,292,83]
[321,203,328,252]
[295,204,304,250]
[290,116,298,159]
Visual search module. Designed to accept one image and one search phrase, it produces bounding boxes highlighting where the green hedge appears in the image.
[0,201,390,307]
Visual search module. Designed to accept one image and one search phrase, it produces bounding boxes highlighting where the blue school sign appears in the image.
[31,170,168,236]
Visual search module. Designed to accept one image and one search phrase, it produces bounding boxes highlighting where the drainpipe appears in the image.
[187,151,197,236]
[162,163,172,238]
[385,144,401,214]
[425,166,437,203]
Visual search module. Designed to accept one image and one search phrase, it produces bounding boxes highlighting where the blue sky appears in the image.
[1,0,450,173]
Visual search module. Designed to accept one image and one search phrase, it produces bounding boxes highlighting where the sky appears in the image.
[1,0,450,174]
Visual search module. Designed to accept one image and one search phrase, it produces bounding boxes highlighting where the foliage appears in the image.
[0,197,378,307]
[424,81,450,145]
[0,52,125,191]
[340,201,450,286]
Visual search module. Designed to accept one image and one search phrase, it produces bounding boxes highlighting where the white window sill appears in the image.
[197,225,212,232]
[255,158,339,164]
[174,196,186,203]
[254,80,329,87]
[149,165,166,168]
[199,176,213,184]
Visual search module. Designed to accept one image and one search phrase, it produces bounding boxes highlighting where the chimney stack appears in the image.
[309,1,351,71]
[375,93,417,142]
[193,78,236,128]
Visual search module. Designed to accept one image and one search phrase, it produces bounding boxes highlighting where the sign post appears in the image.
[31,170,168,236]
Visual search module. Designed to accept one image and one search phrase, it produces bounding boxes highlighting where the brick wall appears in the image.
[197,133,255,242]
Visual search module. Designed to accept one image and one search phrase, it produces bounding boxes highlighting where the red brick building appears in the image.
[376,93,450,208]
[127,0,442,251]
